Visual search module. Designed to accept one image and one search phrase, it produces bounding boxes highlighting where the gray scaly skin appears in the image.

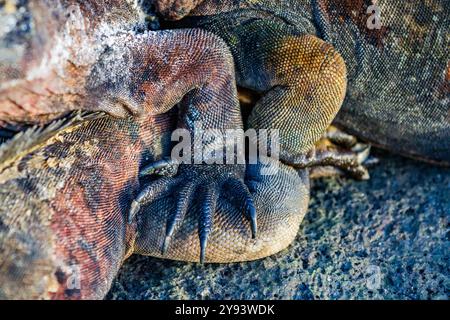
[0,0,352,299]
[155,0,450,165]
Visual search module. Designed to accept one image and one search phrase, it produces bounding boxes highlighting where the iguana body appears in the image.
[156,0,450,164]
[0,0,448,299]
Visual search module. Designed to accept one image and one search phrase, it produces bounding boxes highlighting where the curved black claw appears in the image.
[128,176,182,223]
[224,178,257,239]
[199,185,218,264]
[161,180,196,255]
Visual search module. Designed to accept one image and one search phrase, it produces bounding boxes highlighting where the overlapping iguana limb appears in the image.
[0,0,309,298]
[2,0,264,266]
[243,29,347,161]
[156,8,348,164]
[0,0,250,298]
[155,0,450,165]
[129,17,352,262]
[134,156,309,264]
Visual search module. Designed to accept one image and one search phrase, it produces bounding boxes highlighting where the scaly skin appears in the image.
[1,0,445,301]
[155,0,450,165]
[0,0,331,299]
[0,112,310,299]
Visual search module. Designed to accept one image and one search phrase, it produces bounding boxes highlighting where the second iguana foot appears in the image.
[306,144,371,180]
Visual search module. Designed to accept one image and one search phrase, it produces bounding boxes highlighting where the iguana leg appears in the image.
[122,28,260,263]
[133,17,350,262]
[128,63,258,262]
[179,18,347,165]
[187,18,372,181]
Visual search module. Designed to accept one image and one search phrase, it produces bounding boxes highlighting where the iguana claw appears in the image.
[161,180,196,255]
[128,176,182,223]
[223,178,257,239]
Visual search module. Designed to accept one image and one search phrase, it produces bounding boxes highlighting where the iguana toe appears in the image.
[128,176,183,223]
[305,144,371,180]
[140,157,180,177]
[198,184,218,263]
[223,178,257,239]
[162,180,196,255]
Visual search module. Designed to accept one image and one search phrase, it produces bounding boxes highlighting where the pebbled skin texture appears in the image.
[135,159,309,263]
[0,113,154,299]
[156,0,450,164]
[0,0,447,299]
[0,0,242,130]
[0,0,312,299]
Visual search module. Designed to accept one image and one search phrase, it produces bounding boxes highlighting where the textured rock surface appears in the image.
[107,150,449,300]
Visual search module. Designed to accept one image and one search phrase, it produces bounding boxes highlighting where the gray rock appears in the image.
[106,151,449,300]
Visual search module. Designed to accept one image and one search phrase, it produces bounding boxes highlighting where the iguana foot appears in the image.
[129,163,256,263]
[306,144,371,180]
[278,126,371,180]
[133,156,309,263]
[297,126,373,180]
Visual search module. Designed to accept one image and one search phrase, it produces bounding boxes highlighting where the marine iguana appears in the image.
[154,0,449,164]
[0,0,362,299]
